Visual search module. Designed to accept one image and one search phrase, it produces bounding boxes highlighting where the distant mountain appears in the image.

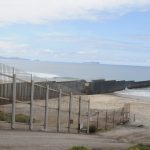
[1,56,150,81]
[83,62,100,65]
[0,56,30,61]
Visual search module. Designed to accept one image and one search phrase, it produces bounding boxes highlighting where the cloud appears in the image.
[0,0,150,24]
[0,40,27,50]
[0,39,69,60]
[38,31,150,51]
[1,34,150,66]
[0,40,28,56]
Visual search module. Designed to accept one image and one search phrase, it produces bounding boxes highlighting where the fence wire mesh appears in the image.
[0,63,130,134]
[90,104,130,131]
[0,63,90,133]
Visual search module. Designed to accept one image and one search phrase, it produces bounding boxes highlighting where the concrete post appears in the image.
[57,89,62,133]
[87,99,90,134]
[11,73,16,129]
[68,92,72,133]
[122,107,125,123]
[105,110,108,130]
[78,96,81,134]
[29,80,34,130]
[44,85,49,131]
[113,110,115,128]
[97,111,99,129]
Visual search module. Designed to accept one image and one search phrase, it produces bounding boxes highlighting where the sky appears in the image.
[0,0,150,66]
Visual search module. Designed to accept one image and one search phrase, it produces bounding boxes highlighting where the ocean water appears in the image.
[27,72,59,78]
[1,59,150,100]
[115,87,150,100]
[1,59,150,81]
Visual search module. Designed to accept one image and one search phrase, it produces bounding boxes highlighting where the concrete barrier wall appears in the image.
[86,80,150,94]
[56,80,86,93]
[86,80,126,94]
[1,79,150,102]
[41,80,150,94]
[126,81,150,89]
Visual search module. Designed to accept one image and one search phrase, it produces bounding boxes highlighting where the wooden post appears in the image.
[105,110,108,130]
[113,110,115,128]
[78,96,81,134]
[97,111,99,129]
[87,99,90,134]
[29,80,34,130]
[68,92,72,133]
[44,85,49,131]
[57,89,62,133]
[11,73,16,129]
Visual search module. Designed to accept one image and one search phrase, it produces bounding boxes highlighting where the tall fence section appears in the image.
[0,63,130,134]
[0,64,90,134]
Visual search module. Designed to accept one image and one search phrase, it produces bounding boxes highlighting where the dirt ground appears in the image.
[0,130,131,150]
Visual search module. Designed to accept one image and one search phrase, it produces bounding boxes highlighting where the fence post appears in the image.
[120,109,122,124]
[68,92,72,133]
[44,85,49,131]
[78,96,81,134]
[125,105,128,122]
[97,111,99,129]
[128,104,130,122]
[134,114,136,122]
[87,99,90,134]
[105,110,108,130]
[122,107,125,124]
[29,79,34,130]
[113,110,115,128]
[57,89,62,133]
[11,73,16,129]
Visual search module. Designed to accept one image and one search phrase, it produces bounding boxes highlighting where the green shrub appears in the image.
[0,111,11,122]
[69,146,90,150]
[15,114,30,123]
[89,125,97,133]
[128,144,150,150]
[0,111,7,121]
[0,111,35,124]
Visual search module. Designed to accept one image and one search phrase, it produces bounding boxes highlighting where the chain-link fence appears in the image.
[90,103,130,131]
[0,64,90,133]
[0,63,131,134]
